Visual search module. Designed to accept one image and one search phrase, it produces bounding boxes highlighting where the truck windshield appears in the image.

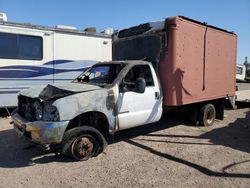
[75,63,126,85]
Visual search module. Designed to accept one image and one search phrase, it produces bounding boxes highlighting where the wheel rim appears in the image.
[71,135,95,160]
[206,108,215,125]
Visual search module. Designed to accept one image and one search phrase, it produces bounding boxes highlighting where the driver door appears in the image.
[117,64,162,130]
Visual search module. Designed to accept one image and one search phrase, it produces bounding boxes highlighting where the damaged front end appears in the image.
[12,63,123,150]
[12,94,69,145]
[18,95,60,122]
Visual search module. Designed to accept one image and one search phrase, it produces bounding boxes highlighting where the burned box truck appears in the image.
[12,16,237,161]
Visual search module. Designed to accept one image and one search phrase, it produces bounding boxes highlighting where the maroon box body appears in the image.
[159,16,237,106]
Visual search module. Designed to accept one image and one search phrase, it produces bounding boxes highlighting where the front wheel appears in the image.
[71,134,97,160]
[61,126,101,161]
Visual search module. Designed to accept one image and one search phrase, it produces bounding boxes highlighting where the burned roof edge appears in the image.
[177,15,237,36]
[115,15,237,39]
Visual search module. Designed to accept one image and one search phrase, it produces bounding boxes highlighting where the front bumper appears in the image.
[12,112,69,145]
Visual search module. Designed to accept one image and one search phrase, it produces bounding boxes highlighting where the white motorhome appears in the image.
[0,13,112,107]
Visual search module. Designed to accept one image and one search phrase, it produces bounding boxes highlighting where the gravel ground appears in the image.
[0,83,249,188]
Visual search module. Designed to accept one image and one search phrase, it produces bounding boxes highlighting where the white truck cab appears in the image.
[12,60,162,160]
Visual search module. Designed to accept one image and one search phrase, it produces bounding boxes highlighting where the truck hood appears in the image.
[19,82,102,100]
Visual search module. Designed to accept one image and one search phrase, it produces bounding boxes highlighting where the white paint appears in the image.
[55,25,77,30]
[0,12,7,22]
[104,28,114,35]
[118,64,162,130]
[148,20,165,32]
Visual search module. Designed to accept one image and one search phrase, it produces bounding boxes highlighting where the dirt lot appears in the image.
[0,83,249,188]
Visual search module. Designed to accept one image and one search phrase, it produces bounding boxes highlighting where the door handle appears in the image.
[155,92,160,100]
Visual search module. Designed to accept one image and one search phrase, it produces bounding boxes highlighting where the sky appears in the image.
[1,0,249,64]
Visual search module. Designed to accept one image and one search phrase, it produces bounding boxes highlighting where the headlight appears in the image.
[34,100,60,121]
[43,102,60,121]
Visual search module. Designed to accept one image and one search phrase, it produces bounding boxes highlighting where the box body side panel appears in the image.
[160,17,237,106]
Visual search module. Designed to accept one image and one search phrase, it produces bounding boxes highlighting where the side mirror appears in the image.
[82,75,90,82]
[135,77,146,93]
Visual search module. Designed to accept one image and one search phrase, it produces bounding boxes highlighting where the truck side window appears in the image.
[124,65,154,89]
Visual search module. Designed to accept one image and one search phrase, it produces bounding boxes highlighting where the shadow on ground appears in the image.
[137,110,250,154]
[123,110,250,178]
[0,128,73,168]
[125,139,250,178]
[201,110,250,153]
[112,112,184,143]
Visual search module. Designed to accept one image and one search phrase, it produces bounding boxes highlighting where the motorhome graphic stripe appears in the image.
[0,66,89,78]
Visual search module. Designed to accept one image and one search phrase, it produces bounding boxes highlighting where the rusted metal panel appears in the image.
[12,112,69,144]
[160,16,237,106]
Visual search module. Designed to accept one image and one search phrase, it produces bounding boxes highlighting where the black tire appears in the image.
[60,126,103,161]
[199,104,216,127]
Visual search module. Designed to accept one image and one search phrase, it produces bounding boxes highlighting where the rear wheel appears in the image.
[199,104,216,127]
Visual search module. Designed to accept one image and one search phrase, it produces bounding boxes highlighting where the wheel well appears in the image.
[181,98,225,123]
[195,99,225,120]
[66,111,110,139]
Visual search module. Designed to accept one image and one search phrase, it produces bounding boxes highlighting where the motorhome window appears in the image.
[0,32,42,60]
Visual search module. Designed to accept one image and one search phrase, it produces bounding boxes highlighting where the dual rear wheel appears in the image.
[190,103,217,127]
[199,104,216,127]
